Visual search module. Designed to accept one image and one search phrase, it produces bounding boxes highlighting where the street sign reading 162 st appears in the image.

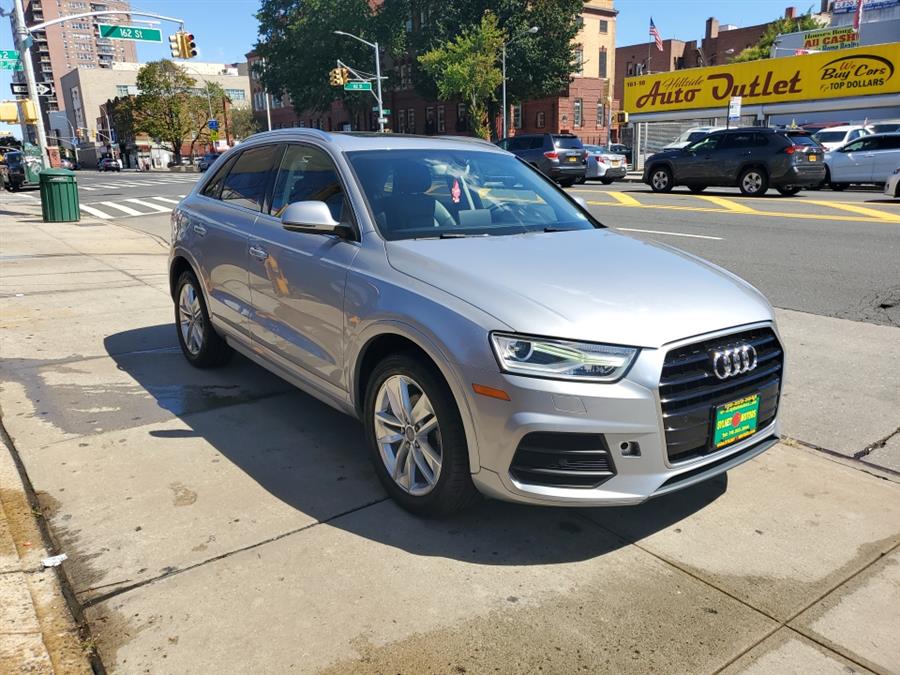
[0,49,23,71]
[344,82,372,92]
[98,24,163,43]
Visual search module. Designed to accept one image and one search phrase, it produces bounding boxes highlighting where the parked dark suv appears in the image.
[498,133,586,186]
[643,127,826,196]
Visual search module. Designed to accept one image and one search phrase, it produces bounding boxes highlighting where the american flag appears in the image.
[649,18,663,52]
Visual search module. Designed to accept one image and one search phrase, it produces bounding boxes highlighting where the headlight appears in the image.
[490,333,638,382]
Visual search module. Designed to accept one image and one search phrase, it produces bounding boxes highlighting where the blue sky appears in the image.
[2,0,802,139]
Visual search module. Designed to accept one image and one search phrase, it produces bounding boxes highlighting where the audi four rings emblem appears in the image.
[711,343,758,380]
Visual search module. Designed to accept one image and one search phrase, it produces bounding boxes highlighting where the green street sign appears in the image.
[0,59,23,71]
[344,81,372,92]
[0,50,19,60]
[98,24,163,43]
[372,107,391,115]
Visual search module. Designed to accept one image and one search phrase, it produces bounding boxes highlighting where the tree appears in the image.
[133,60,200,163]
[730,13,824,62]
[186,80,228,159]
[408,0,583,106]
[229,106,261,140]
[419,11,504,140]
[255,0,406,120]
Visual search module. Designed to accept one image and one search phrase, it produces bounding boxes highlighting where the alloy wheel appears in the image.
[652,170,669,190]
[178,282,205,356]
[373,375,443,496]
[742,171,763,194]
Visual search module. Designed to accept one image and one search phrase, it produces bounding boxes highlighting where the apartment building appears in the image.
[15,0,138,129]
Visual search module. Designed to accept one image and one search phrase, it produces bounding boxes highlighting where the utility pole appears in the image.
[333,31,385,132]
[13,0,50,166]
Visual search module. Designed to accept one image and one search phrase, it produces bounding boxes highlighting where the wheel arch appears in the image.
[351,323,483,473]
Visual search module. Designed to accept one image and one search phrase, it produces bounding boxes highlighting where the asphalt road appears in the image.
[67,172,899,327]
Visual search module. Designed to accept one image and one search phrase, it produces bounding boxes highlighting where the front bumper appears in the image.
[468,322,782,506]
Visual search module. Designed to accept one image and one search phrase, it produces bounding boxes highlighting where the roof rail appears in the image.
[253,127,333,142]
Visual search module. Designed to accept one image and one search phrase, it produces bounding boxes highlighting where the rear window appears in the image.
[869,123,900,134]
[553,135,583,149]
[813,130,847,143]
[787,135,820,147]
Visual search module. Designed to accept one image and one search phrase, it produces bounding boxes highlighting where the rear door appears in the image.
[187,146,279,339]
[836,137,878,182]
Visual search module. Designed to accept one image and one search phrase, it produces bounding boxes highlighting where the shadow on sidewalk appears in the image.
[102,324,726,566]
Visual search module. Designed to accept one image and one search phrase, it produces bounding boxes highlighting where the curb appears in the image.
[0,423,98,674]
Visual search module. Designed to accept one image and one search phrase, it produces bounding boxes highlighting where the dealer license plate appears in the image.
[808,154,817,161]
[713,394,760,449]
[611,160,620,167]
[568,156,578,162]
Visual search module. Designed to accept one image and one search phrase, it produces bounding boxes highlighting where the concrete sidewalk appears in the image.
[1,197,898,673]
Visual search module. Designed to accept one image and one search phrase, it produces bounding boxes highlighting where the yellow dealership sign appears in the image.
[624,43,900,114]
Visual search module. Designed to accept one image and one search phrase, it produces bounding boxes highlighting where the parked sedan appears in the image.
[644,127,825,196]
[824,133,900,190]
[811,125,869,151]
[170,130,783,516]
[583,145,627,184]
[98,157,120,172]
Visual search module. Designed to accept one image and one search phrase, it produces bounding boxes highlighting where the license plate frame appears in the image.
[567,156,578,163]
[712,394,760,450]
[808,154,817,162]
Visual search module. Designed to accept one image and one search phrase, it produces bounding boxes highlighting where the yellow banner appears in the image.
[624,43,900,114]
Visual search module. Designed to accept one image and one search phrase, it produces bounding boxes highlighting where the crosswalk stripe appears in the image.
[79,204,112,219]
[100,201,143,216]
[79,186,97,191]
[125,198,171,212]
[96,184,120,189]
[152,196,181,204]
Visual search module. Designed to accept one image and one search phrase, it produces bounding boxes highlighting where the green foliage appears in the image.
[229,106,261,140]
[133,60,201,161]
[419,11,504,139]
[730,13,823,62]
[408,0,583,104]
[255,0,406,116]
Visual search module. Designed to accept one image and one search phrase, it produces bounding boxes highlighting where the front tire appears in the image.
[600,177,614,185]
[739,167,768,196]
[776,186,801,196]
[649,166,673,193]
[688,185,707,193]
[174,270,231,368]
[364,354,478,517]
[559,178,576,188]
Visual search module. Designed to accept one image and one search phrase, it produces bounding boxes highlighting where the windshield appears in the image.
[787,135,819,147]
[812,130,847,143]
[346,149,598,241]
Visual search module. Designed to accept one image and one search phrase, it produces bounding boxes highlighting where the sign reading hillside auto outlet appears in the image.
[623,43,899,114]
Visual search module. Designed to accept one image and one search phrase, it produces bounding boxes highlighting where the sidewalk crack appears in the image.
[854,426,900,460]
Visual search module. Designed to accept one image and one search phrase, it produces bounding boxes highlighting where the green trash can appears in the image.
[39,168,80,223]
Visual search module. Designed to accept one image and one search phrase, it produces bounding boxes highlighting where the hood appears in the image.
[650,147,687,160]
[662,142,690,150]
[385,229,773,349]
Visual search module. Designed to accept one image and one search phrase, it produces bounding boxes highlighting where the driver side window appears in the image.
[689,136,719,152]
[269,144,350,226]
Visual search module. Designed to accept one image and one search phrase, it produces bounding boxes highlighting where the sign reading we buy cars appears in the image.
[623,43,899,114]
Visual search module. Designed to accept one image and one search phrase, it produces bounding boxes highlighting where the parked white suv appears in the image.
[812,125,870,151]
[825,133,900,190]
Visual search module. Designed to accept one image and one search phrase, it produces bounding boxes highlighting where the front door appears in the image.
[248,143,360,391]
[676,134,721,184]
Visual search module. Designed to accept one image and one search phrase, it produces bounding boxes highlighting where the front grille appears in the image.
[510,432,616,489]
[659,327,783,463]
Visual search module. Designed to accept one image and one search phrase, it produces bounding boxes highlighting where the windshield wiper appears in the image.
[543,226,580,233]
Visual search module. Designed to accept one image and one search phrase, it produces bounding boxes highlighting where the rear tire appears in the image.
[364,354,479,517]
[600,177,614,185]
[174,270,232,368]
[688,185,707,193]
[649,166,673,193]
[831,182,847,191]
[559,178,576,188]
[776,186,801,196]
[739,167,768,196]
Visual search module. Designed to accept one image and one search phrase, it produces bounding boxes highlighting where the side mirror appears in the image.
[573,196,588,209]
[281,201,349,237]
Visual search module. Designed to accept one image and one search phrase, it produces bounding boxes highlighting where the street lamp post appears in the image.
[333,30,385,132]
[502,26,538,140]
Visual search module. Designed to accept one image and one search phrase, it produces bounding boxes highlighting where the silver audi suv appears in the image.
[169,130,783,516]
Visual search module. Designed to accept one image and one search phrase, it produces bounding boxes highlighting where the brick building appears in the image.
[615,7,808,106]
[247,0,619,143]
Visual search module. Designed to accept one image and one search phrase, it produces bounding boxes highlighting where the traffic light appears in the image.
[616,111,629,125]
[169,32,180,58]
[180,32,197,59]
[329,68,342,86]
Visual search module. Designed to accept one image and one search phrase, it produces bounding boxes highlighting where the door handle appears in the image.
[192,223,207,236]
[249,245,268,260]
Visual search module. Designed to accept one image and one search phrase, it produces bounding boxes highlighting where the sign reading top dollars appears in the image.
[98,24,163,43]
[623,43,899,114]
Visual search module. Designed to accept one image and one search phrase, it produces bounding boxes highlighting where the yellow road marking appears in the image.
[694,195,759,213]
[585,200,898,224]
[607,191,642,206]
[799,199,900,222]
